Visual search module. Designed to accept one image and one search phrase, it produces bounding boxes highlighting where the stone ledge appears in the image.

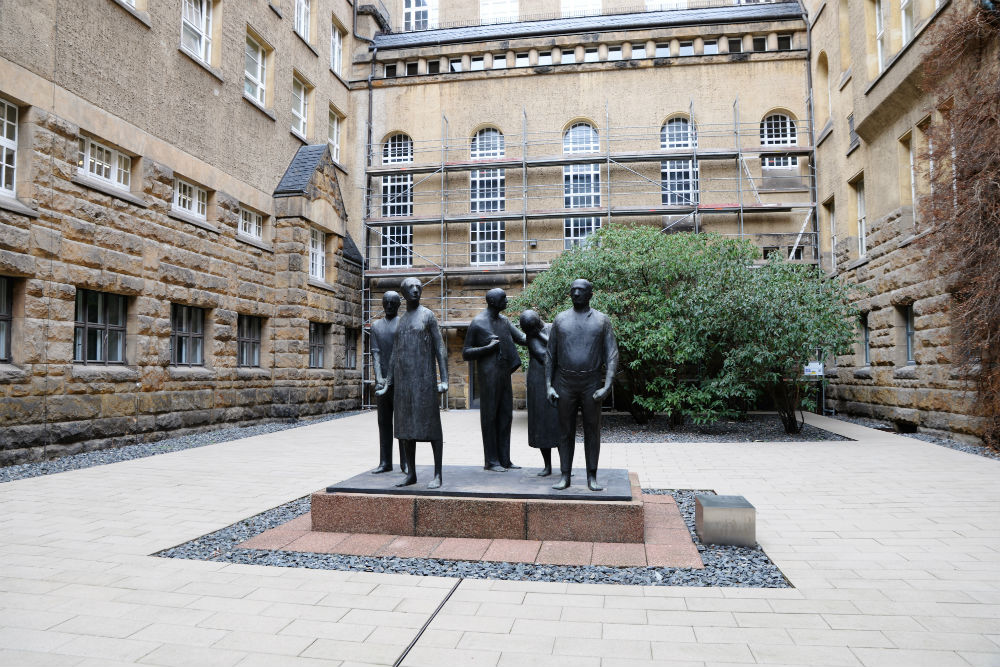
[167,208,220,233]
[178,45,225,83]
[0,194,39,218]
[167,365,216,380]
[235,233,274,253]
[307,277,338,293]
[71,174,149,208]
[853,366,872,379]
[241,93,277,122]
[69,364,140,382]
[236,367,271,380]
[109,0,152,27]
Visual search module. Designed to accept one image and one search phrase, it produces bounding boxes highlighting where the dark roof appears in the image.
[342,233,364,264]
[274,144,328,197]
[374,3,804,49]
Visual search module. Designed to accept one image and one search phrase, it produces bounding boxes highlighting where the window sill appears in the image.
[290,129,308,145]
[863,0,950,96]
[293,30,321,58]
[242,93,277,121]
[846,140,860,157]
[331,159,348,176]
[899,226,934,248]
[236,233,274,253]
[0,363,29,383]
[109,0,151,27]
[308,277,338,293]
[816,120,833,147]
[269,2,282,18]
[167,365,215,380]
[168,208,220,233]
[237,367,271,380]
[893,364,917,380]
[853,366,872,380]
[846,255,870,270]
[330,69,350,89]
[838,68,852,91]
[178,46,225,83]
[0,193,39,218]
[70,364,140,382]
[71,174,149,208]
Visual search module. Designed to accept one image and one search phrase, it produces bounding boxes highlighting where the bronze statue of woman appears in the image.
[519,310,560,476]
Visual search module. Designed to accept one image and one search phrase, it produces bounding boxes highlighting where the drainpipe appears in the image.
[802,1,822,271]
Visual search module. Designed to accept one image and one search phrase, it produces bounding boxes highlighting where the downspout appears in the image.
[802,1,822,271]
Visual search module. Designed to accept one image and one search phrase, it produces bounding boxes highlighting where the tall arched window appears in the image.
[660,117,699,206]
[470,128,506,264]
[816,52,831,127]
[760,113,798,168]
[562,122,601,247]
[381,133,413,267]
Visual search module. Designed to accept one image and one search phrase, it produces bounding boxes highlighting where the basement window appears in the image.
[449,58,462,72]
[385,63,397,77]
[515,52,529,67]
[679,41,694,56]
[406,61,419,75]
[777,34,792,50]
[607,45,622,60]
[704,40,718,55]
[427,60,440,74]
[753,36,767,52]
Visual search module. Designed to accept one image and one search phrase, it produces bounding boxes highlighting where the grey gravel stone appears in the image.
[585,413,849,443]
[833,414,1000,461]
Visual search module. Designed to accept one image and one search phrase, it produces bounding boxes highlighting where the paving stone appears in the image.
[536,541,593,566]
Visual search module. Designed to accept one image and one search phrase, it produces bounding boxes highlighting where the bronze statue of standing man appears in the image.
[370,291,407,475]
[546,279,619,492]
[375,277,448,489]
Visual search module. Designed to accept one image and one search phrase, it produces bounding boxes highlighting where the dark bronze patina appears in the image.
[370,291,407,475]
[519,310,560,477]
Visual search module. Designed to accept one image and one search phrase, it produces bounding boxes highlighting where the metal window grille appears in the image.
[73,290,127,365]
[77,136,131,189]
[240,207,263,239]
[905,306,915,363]
[856,180,867,256]
[292,76,309,136]
[564,218,601,249]
[173,178,207,218]
[310,228,326,280]
[381,225,413,267]
[862,314,870,365]
[427,60,440,74]
[309,322,325,368]
[170,304,204,366]
[295,0,311,40]
[181,0,212,63]
[0,276,11,363]
[0,98,16,194]
[345,328,358,369]
[760,113,798,168]
[331,26,343,75]
[328,110,341,161]
[244,34,267,104]
[237,314,262,367]
[471,221,505,265]
[403,0,434,31]
[776,34,792,50]
[753,36,767,52]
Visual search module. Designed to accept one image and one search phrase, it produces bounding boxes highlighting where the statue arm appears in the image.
[462,322,498,360]
[597,317,619,398]
[545,320,559,404]
[432,314,449,393]
[527,335,547,364]
[509,320,527,346]
[370,330,385,386]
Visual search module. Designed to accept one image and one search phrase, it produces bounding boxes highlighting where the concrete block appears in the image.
[695,494,756,547]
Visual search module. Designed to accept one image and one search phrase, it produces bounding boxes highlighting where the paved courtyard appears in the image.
[1,410,999,666]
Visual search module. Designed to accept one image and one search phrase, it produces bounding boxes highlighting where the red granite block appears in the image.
[644,502,689,533]
[375,536,444,558]
[482,539,542,564]
[526,499,643,543]
[591,542,647,567]
[645,542,704,569]
[282,514,314,531]
[283,532,350,554]
[430,538,492,560]
[415,497,525,540]
[237,529,307,550]
[536,541,594,566]
[641,493,677,505]
[311,492,415,535]
[332,533,396,556]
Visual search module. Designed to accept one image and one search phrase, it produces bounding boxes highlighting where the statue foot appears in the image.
[400,464,409,475]
[427,476,442,489]
[537,467,552,477]
[484,464,507,472]
[587,475,604,492]
[552,474,571,490]
[395,475,417,487]
[370,464,392,474]
[503,462,521,470]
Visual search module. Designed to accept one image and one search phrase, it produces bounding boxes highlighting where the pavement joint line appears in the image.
[392,576,463,667]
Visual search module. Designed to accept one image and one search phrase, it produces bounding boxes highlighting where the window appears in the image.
[170,304,205,366]
[173,178,208,219]
[585,47,599,62]
[0,97,16,195]
[73,290,126,365]
[328,108,342,162]
[427,59,441,74]
[563,123,601,248]
[292,75,310,137]
[788,246,804,260]
[381,225,413,267]
[237,315,261,367]
[471,129,506,265]
[449,58,462,72]
[655,43,670,57]
[385,63,398,77]
[406,61,419,75]
[537,51,552,66]
[515,52,530,67]
[493,54,507,69]
[471,222,505,265]
[245,33,268,105]
[728,37,743,53]
[404,0,436,31]
[860,313,870,365]
[661,118,698,206]
[331,24,344,76]
[631,44,647,59]
[704,40,718,55]
[345,328,358,369]
[471,56,485,71]
[294,0,310,41]
[382,174,413,216]
[240,207,263,239]
[901,133,917,226]
[763,246,781,258]
[874,0,886,72]
[560,50,576,65]
[855,178,867,257]
[310,228,326,280]
[309,322,326,368]
[777,34,792,50]
[760,113,798,168]
[848,113,860,151]
[181,0,213,64]
[0,276,11,363]
[77,136,131,190]
[753,36,767,52]
[903,305,915,363]
[382,134,413,267]
[678,41,694,56]
[383,133,413,164]
[607,45,622,60]
[561,0,601,16]
[481,0,518,23]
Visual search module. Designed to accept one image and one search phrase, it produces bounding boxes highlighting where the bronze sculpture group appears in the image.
[372,277,618,492]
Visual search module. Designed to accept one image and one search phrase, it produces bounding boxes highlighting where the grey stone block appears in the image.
[695,494,756,547]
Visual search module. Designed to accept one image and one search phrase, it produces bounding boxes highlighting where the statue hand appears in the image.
[593,385,611,402]
[375,383,389,397]
[547,386,559,406]
[485,336,500,350]
[437,382,448,393]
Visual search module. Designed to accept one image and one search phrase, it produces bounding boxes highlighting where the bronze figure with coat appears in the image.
[519,309,560,476]
[370,291,407,475]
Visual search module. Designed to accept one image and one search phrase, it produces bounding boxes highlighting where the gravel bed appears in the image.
[0,412,362,484]
[582,413,850,443]
[833,414,1000,461]
[155,489,790,588]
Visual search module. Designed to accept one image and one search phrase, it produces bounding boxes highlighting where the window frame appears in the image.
[172,178,208,220]
[537,51,553,66]
[73,289,127,366]
[291,75,311,138]
[0,98,17,196]
[309,321,326,368]
[328,108,342,162]
[704,39,719,55]
[861,313,871,366]
[728,37,743,53]
[0,275,12,363]
[904,305,915,364]
[584,47,599,62]
[309,227,326,281]
[874,0,887,72]
[480,0,518,23]
[678,41,694,56]
[776,34,792,50]
[244,32,268,106]
[449,58,462,72]
[240,207,263,240]
[237,314,262,367]
[381,224,413,267]
[345,327,358,369]
[562,122,601,248]
[560,0,601,17]
[607,45,622,60]
[492,54,507,69]
[181,0,213,64]
[294,0,311,41]
[515,52,530,67]
[331,22,344,75]
[855,178,867,257]
[77,135,131,191]
[661,118,698,206]
[752,36,767,52]
[630,44,647,59]
[760,113,799,168]
[403,0,437,31]
[170,303,205,367]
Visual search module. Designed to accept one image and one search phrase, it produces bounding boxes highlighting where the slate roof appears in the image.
[274,144,329,197]
[342,233,364,264]
[373,2,804,49]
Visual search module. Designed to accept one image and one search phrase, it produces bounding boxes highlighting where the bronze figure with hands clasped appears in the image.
[370,291,408,476]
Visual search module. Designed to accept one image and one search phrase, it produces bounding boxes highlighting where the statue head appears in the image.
[401,277,423,306]
[382,291,401,318]
[569,278,593,310]
[485,288,507,313]
[519,309,543,336]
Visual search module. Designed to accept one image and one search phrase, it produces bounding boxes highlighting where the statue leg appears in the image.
[395,440,417,487]
[479,371,505,472]
[372,393,394,474]
[581,378,603,492]
[398,438,408,475]
[498,376,518,469]
[538,448,552,477]
[552,377,578,491]
[427,439,443,489]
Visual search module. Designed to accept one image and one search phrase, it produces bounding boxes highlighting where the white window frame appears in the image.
[471,221,505,265]
[537,51,553,66]
[244,33,267,105]
[328,108,342,162]
[181,0,213,64]
[471,56,485,71]
[561,50,576,65]
[480,0,518,23]
[655,43,670,57]
[331,24,344,76]
[564,218,601,248]
[704,40,719,55]
[631,44,647,59]
[760,113,798,168]
[77,136,131,190]
[292,75,310,138]
[470,129,505,214]
[562,123,601,247]
[381,225,413,267]
[240,207,263,240]
[607,45,622,60]
[173,178,208,220]
[295,0,311,41]
[403,0,437,31]
[492,54,507,69]
[1,98,18,196]
[875,0,886,72]
[901,0,913,44]
[908,135,917,226]
[584,47,599,62]
[678,41,694,56]
[309,228,326,280]
[561,0,602,17]
[515,52,530,67]
[856,180,867,257]
[660,118,698,206]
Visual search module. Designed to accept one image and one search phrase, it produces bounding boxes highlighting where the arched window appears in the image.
[562,123,601,247]
[760,113,798,168]
[660,117,699,207]
[380,133,414,267]
[470,128,506,264]
[816,52,831,127]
